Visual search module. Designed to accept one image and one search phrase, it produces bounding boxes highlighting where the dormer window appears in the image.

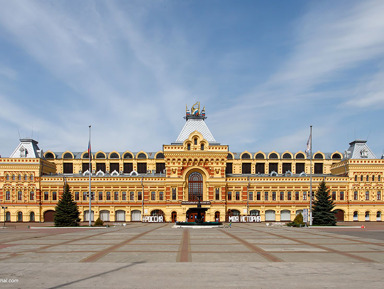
[360,149,368,158]
[187,143,191,151]
[201,144,204,150]
[194,138,197,145]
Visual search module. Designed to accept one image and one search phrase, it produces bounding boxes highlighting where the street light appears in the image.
[2,206,8,227]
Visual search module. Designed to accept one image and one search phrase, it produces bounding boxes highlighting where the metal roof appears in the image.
[175,118,217,144]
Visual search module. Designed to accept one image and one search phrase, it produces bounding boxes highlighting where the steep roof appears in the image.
[175,118,217,144]
[345,140,376,159]
[9,139,43,158]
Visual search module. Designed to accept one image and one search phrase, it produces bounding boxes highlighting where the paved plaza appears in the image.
[0,222,384,288]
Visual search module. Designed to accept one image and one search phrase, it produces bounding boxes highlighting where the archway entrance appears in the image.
[171,211,177,223]
[334,209,345,222]
[188,172,203,201]
[44,210,55,222]
[186,209,205,223]
[215,211,220,222]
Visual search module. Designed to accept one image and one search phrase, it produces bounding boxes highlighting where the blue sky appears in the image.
[0,0,384,157]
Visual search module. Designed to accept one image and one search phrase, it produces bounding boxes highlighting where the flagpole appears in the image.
[309,125,313,226]
[88,125,92,227]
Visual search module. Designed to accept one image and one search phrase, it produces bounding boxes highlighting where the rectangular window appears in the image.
[314,163,323,174]
[156,163,165,174]
[361,175,363,182]
[296,163,305,174]
[114,192,119,201]
[272,192,276,201]
[110,163,119,173]
[123,163,133,174]
[367,175,369,182]
[227,191,232,201]
[242,163,251,174]
[137,163,147,174]
[44,192,49,201]
[365,191,369,200]
[6,191,10,200]
[106,192,111,200]
[379,175,381,181]
[82,163,90,173]
[280,192,284,201]
[215,188,220,200]
[172,188,177,200]
[151,191,156,200]
[122,191,126,201]
[96,163,106,173]
[52,192,57,201]
[63,163,73,174]
[340,191,344,200]
[269,163,278,174]
[255,163,265,174]
[295,192,299,201]
[75,192,79,201]
[377,191,381,200]
[29,191,34,200]
[264,192,268,201]
[236,191,240,200]
[130,191,134,201]
[287,192,292,200]
[159,191,164,200]
[355,175,357,182]
[249,191,253,201]
[372,175,375,182]
[257,192,261,201]
[332,191,336,200]
[17,191,22,200]
[83,192,87,201]
[138,191,142,201]
[354,191,358,200]
[282,163,292,174]
[226,163,233,174]
[303,192,307,200]
[99,192,103,201]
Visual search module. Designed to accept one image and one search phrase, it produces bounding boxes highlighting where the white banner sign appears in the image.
[229,216,261,223]
[303,209,308,223]
[142,216,164,223]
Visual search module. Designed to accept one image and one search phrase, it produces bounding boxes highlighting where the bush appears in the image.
[94,217,104,226]
[287,213,305,227]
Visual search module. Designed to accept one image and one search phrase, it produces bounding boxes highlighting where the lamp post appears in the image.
[2,206,7,227]
[141,175,144,222]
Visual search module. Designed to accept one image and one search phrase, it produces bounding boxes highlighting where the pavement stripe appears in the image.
[238,225,376,263]
[220,229,282,262]
[177,229,190,262]
[81,224,168,262]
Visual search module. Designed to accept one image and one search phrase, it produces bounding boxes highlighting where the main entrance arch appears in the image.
[188,172,203,201]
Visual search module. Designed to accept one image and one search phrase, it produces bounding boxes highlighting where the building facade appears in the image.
[1,103,383,223]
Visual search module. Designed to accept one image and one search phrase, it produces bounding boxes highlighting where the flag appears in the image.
[305,129,312,156]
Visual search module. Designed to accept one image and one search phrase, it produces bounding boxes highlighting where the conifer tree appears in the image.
[312,181,336,226]
[54,183,80,226]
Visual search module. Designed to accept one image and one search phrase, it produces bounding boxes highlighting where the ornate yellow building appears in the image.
[1,103,383,223]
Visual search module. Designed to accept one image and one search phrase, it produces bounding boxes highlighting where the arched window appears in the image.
[314,153,323,159]
[269,153,278,159]
[109,152,119,159]
[30,174,34,181]
[227,153,233,160]
[12,175,15,181]
[5,212,10,222]
[188,172,203,201]
[82,153,89,159]
[282,153,292,159]
[296,153,305,159]
[45,152,54,159]
[332,153,341,159]
[137,153,147,159]
[156,153,164,159]
[24,174,28,181]
[187,143,191,150]
[17,212,23,222]
[6,174,9,181]
[256,153,265,159]
[96,152,106,159]
[30,212,35,222]
[18,175,21,181]
[201,144,204,150]
[123,152,133,159]
[18,191,22,200]
[63,152,73,159]
[241,153,250,159]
